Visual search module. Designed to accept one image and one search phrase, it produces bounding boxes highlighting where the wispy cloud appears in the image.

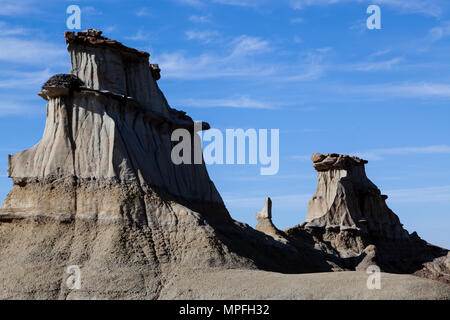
[0,69,52,89]
[177,0,260,7]
[182,96,277,109]
[289,0,444,17]
[189,15,211,23]
[0,100,44,116]
[291,155,311,161]
[212,0,258,7]
[225,184,450,213]
[0,37,67,65]
[291,17,305,24]
[0,21,30,36]
[332,82,450,99]
[354,145,450,160]
[125,30,151,41]
[386,185,450,203]
[349,57,403,72]
[230,35,271,57]
[136,7,152,17]
[185,30,220,43]
[428,21,450,41]
[0,0,36,16]
[156,34,276,79]
[175,0,205,7]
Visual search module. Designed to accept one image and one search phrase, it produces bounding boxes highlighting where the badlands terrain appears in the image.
[0,30,448,300]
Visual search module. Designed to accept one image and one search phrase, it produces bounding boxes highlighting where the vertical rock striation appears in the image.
[286,153,449,279]
[0,30,447,299]
[0,30,332,299]
[306,153,408,240]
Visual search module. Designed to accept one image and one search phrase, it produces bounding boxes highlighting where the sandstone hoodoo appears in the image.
[286,153,449,276]
[0,30,330,299]
[0,30,448,299]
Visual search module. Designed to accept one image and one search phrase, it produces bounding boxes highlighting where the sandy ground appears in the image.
[159,269,450,300]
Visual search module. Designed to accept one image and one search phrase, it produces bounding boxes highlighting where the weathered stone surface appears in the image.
[286,153,449,281]
[254,198,286,241]
[311,153,368,172]
[0,31,448,299]
[306,153,407,242]
[0,30,334,299]
[415,252,450,285]
[65,29,167,115]
[355,245,378,271]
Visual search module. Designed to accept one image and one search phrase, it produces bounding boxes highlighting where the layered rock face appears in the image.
[286,153,449,277]
[0,30,333,299]
[0,30,448,299]
[306,153,408,241]
[8,30,220,209]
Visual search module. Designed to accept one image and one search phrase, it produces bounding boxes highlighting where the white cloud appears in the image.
[185,30,220,43]
[182,96,277,109]
[175,0,205,7]
[354,145,450,160]
[189,15,211,23]
[386,185,450,203]
[351,57,403,72]
[178,0,259,6]
[125,30,150,41]
[155,33,277,79]
[0,0,36,16]
[231,35,271,57]
[0,21,30,36]
[428,22,450,41]
[291,17,305,24]
[136,7,152,17]
[212,0,257,6]
[291,155,311,161]
[332,82,450,99]
[289,0,444,17]
[0,69,53,89]
[0,37,67,65]
[0,100,43,116]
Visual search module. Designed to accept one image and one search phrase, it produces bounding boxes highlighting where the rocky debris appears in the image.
[150,64,161,81]
[311,153,367,171]
[42,74,85,89]
[64,29,149,59]
[38,74,85,100]
[415,252,450,285]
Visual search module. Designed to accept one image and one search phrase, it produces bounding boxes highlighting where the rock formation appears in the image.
[254,198,286,242]
[286,153,449,278]
[0,30,331,299]
[0,30,448,299]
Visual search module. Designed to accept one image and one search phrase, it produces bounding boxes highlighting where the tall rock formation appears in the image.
[0,30,331,299]
[0,30,447,299]
[286,153,449,277]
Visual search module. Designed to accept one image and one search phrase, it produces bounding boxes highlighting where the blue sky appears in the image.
[0,0,449,248]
